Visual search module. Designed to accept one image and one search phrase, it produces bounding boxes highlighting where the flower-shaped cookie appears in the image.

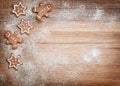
[7,53,23,70]
[12,2,27,17]
[18,19,34,35]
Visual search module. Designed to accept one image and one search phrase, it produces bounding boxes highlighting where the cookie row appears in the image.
[4,2,53,70]
[12,2,53,20]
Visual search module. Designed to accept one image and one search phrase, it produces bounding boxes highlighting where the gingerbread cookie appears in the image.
[7,53,23,70]
[32,3,53,20]
[12,2,27,17]
[4,31,23,50]
[18,19,34,35]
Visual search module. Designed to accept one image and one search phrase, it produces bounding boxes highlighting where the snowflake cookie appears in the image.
[7,53,23,70]
[18,19,34,35]
[12,2,27,17]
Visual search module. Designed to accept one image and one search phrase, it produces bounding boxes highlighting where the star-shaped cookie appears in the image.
[18,19,34,35]
[12,2,27,17]
[7,53,23,70]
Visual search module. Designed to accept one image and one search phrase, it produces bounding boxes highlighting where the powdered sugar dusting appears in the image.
[1,0,119,85]
[92,8,104,21]
[82,47,101,64]
[52,4,86,21]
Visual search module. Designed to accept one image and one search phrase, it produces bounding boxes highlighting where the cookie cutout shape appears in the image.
[12,2,27,17]
[18,19,34,35]
[4,31,23,50]
[32,3,53,20]
[7,53,23,70]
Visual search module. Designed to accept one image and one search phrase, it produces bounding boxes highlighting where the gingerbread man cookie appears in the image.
[7,53,23,70]
[4,31,23,50]
[32,3,53,20]
[12,2,27,17]
[18,19,34,35]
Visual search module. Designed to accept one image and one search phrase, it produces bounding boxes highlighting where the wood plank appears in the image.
[0,0,120,86]
[31,31,120,44]
[6,43,120,85]
[0,0,120,22]
[1,43,119,85]
[33,21,120,32]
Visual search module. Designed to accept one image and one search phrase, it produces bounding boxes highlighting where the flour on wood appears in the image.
[2,0,119,85]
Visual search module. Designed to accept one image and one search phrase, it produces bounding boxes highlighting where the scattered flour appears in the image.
[52,4,86,21]
[2,0,119,85]
[0,72,6,82]
[82,47,101,64]
[67,70,77,79]
[92,8,104,21]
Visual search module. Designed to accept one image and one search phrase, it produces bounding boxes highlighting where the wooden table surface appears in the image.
[0,0,120,86]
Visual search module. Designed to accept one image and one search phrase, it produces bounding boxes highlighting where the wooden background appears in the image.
[0,0,120,86]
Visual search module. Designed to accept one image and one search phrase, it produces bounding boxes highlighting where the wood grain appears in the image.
[0,0,120,86]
